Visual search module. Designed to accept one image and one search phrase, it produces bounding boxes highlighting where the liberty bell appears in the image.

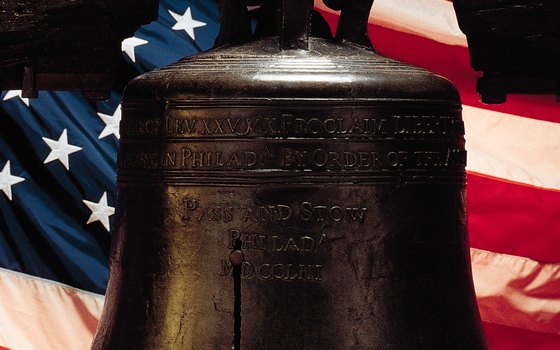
[91,0,488,348]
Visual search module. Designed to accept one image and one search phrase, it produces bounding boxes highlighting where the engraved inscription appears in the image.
[181,198,234,222]
[280,148,466,170]
[181,148,264,169]
[281,148,383,169]
[226,229,329,254]
[121,113,464,138]
[118,145,467,171]
[414,149,467,168]
[180,197,361,284]
[394,115,465,136]
[180,199,368,224]
[299,202,367,223]
[181,198,228,223]
[240,204,293,222]
[219,260,323,282]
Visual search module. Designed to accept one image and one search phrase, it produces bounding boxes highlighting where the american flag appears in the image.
[0,0,559,349]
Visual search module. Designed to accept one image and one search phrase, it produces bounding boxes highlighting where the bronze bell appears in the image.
[92,0,488,349]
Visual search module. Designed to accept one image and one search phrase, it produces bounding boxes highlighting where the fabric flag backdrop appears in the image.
[0,0,559,349]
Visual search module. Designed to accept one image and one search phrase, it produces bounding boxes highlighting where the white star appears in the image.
[83,191,115,232]
[168,7,207,40]
[0,161,25,201]
[42,129,82,170]
[97,104,121,139]
[2,90,30,107]
[121,37,148,62]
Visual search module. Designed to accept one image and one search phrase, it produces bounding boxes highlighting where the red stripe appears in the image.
[318,10,560,124]
[467,173,560,263]
[483,322,560,350]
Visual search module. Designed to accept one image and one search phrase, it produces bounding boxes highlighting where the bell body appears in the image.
[92,37,488,349]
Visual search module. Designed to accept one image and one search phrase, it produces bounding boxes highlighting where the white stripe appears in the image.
[315,0,467,47]
[0,268,104,350]
[463,105,560,191]
[471,248,560,335]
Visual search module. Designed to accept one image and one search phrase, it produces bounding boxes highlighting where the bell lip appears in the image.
[123,37,461,105]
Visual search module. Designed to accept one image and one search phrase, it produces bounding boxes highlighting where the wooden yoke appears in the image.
[0,0,159,100]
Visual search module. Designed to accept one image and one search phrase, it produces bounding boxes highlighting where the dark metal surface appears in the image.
[453,0,560,103]
[92,1,488,349]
